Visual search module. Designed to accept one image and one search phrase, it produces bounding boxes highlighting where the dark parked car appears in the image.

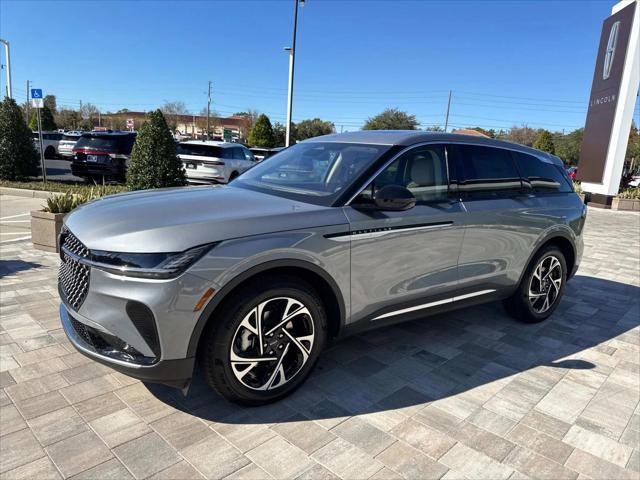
[59,131,585,405]
[71,131,136,182]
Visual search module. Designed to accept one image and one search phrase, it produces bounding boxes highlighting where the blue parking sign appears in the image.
[31,89,43,99]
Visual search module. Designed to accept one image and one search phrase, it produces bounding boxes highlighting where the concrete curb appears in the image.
[0,187,52,199]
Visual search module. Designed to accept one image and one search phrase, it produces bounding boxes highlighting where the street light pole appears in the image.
[0,39,12,99]
[285,0,303,147]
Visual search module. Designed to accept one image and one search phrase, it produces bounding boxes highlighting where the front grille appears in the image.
[58,227,90,311]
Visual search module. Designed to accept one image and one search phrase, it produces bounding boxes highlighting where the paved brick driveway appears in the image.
[1,205,638,480]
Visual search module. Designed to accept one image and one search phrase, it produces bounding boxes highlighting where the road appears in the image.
[0,195,44,245]
[44,158,84,182]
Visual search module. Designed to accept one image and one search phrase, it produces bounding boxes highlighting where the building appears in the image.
[101,112,250,141]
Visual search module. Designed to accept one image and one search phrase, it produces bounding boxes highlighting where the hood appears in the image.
[65,185,346,252]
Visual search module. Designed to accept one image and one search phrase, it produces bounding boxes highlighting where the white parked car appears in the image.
[58,132,83,160]
[177,141,256,184]
[32,131,63,159]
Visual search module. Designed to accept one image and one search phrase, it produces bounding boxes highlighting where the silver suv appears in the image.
[58,131,586,405]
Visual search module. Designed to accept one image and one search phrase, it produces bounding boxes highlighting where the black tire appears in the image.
[228,171,239,182]
[199,276,327,405]
[504,245,567,323]
[44,146,55,159]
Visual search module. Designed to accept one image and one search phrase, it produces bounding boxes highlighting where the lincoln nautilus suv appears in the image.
[58,131,586,405]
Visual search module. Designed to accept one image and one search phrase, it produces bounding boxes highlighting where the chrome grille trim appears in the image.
[58,227,91,311]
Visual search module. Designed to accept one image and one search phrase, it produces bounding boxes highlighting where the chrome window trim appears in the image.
[345,140,554,206]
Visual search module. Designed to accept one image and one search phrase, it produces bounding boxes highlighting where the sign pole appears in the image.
[36,107,46,183]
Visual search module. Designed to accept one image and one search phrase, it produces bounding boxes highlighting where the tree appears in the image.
[79,103,100,130]
[161,101,189,133]
[424,125,444,132]
[502,125,537,147]
[56,109,82,130]
[363,108,418,130]
[553,128,583,166]
[0,98,40,180]
[248,114,275,147]
[43,95,57,114]
[28,105,57,131]
[272,122,287,147]
[533,129,555,154]
[127,109,186,190]
[294,118,335,141]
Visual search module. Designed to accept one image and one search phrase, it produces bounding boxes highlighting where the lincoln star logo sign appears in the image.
[603,21,620,80]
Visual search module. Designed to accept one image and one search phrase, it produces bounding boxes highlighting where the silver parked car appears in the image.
[58,131,586,405]
[177,141,256,184]
[58,132,83,160]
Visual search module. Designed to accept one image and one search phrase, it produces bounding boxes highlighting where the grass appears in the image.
[0,179,128,196]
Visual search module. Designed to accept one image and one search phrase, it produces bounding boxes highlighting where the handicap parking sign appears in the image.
[31,89,43,99]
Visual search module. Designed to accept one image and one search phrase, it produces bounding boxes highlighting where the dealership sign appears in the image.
[578,0,639,196]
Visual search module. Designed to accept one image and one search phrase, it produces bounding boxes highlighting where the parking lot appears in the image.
[0,200,638,480]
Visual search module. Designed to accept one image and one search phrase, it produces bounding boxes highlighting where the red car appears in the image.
[566,167,578,180]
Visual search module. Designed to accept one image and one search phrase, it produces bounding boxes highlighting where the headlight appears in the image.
[87,243,215,279]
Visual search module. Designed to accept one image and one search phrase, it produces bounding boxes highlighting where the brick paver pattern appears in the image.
[0,206,639,479]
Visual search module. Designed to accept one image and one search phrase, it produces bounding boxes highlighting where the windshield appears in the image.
[233,142,390,205]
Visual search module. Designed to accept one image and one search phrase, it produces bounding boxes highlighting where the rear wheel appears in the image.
[199,277,327,405]
[44,146,55,159]
[228,171,239,182]
[504,245,566,323]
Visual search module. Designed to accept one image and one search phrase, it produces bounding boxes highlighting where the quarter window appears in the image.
[449,144,522,196]
[513,152,572,193]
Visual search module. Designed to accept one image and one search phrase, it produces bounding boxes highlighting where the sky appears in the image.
[1,0,638,132]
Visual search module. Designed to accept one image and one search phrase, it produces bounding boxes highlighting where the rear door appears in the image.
[449,143,535,293]
[345,144,466,324]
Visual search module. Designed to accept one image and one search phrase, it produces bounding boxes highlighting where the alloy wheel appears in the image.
[528,255,563,314]
[230,297,315,391]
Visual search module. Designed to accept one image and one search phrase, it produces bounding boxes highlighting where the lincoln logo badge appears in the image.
[603,21,620,80]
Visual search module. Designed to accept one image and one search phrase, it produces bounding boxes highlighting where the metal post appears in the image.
[206,81,211,140]
[285,0,301,147]
[0,39,12,98]
[36,107,46,183]
[444,90,452,132]
[26,80,30,122]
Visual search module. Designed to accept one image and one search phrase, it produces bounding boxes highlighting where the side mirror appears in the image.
[374,185,416,211]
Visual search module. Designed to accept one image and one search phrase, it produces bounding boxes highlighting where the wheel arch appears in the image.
[519,231,577,286]
[187,259,346,357]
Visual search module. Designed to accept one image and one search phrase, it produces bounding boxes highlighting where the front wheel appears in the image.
[199,277,327,405]
[504,245,567,323]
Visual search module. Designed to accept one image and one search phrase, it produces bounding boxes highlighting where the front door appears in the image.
[344,144,465,325]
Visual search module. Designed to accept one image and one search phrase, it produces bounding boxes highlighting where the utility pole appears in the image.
[0,39,12,98]
[206,81,211,140]
[26,80,30,122]
[444,90,452,132]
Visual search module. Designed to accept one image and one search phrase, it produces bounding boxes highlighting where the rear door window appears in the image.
[449,144,522,197]
[232,147,245,160]
[513,151,572,193]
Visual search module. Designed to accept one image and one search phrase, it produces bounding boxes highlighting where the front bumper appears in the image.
[60,302,195,389]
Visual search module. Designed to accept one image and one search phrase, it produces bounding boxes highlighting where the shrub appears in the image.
[126,109,186,190]
[248,114,275,147]
[44,192,84,213]
[618,187,640,199]
[0,98,40,180]
[573,181,582,194]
